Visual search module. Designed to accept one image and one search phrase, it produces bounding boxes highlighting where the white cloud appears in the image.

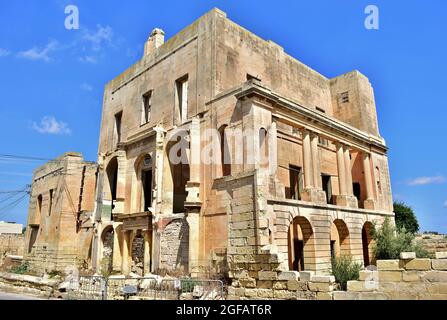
[82,25,113,51]
[407,175,446,186]
[78,55,98,64]
[80,83,93,91]
[31,116,71,135]
[0,49,11,57]
[18,40,58,62]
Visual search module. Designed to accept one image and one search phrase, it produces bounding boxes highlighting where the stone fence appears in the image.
[339,252,447,300]
[228,252,447,300]
[0,272,60,298]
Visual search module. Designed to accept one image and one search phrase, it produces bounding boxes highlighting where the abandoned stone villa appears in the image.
[24,8,394,282]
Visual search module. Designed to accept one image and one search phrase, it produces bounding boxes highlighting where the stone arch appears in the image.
[362,221,375,266]
[330,219,351,257]
[288,215,315,271]
[100,225,114,273]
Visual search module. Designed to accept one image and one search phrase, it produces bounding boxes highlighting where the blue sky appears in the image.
[0,0,446,233]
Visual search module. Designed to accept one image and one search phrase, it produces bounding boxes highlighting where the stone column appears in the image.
[344,146,354,196]
[154,126,166,206]
[336,143,347,196]
[302,129,313,189]
[112,222,123,272]
[186,117,201,204]
[186,210,200,276]
[363,152,376,210]
[310,132,321,189]
[143,229,151,275]
[121,230,129,275]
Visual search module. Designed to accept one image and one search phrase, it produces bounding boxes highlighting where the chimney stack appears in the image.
[144,28,165,56]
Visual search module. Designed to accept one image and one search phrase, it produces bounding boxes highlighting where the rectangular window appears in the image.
[114,111,122,144]
[321,174,332,204]
[176,75,188,123]
[48,189,54,216]
[288,165,303,200]
[141,91,152,125]
[318,136,329,147]
[340,91,350,104]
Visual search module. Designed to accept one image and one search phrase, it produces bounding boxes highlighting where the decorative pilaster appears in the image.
[143,229,151,275]
[363,152,377,210]
[121,230,130,275]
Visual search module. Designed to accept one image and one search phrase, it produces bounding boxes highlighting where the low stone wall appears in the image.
[0,234,25,258]
[338,253,447,300]
[228,270,334,300]
[0,272,60,298]
[417,234,447,255]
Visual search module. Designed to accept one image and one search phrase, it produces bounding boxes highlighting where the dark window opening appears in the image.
[353,182,361,201]
[322,174,332,204]
[340,91,349,104]
[330,240,336,258]
[114,111,122,144]
[48,189,53,216]
[288,165,303,200]
[315,106,326,113]
[142,91,152,125]
[176,75,188,123]
[142,169,153,212]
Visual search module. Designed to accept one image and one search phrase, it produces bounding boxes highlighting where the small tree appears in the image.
[393,201,419,234]
[331,255,362,291]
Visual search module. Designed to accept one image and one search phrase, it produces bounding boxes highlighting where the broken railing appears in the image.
[66,276,224,300]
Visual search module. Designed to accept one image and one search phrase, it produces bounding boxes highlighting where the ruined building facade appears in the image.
[91,7,393,280]
[24,153,97,274]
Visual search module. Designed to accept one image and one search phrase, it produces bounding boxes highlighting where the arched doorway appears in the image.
[288,216,314,271]
[101,226,114,273]
[362,221,375,266]
[330,219,350,257]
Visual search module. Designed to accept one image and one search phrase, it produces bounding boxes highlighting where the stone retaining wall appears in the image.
[0,272,60,298]
[338,253,447,300]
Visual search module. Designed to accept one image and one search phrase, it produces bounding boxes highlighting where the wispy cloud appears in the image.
[17,40,58,62]
[82,25,114,51]
[31,116,71,135]
[78,55,98,64]
[0,49,11,57]
[80,83,93,91]
[407,175,446,186]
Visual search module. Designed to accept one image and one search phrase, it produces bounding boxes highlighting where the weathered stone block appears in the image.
[308,282,333,292]
[358,292,389,300]
[378,271,402,282]
[347,280,377,292]
[311,275,335,283]
[278,271,299,281]
[287,280,307,291]
[427,283,447,294]
[257,289,274,298]
[258,271,277,281]
[435,252,447,259]
[272,281,287,290]
[403,258,431,271]
[316,292,333,300]
[273,290,297,300]
[256,280,273,289]
[239,277,256,288]
[333,291,359,300]
[422,271,447,282]
[299,271,314,281]
[359,270,378,281]
[432,259,447,271]
[400,252,416,260]
[402,271,421,282]
[377,260,401,270]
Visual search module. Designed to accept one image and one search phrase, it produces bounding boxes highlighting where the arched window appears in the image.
[219,125,231,176]
[330,219,351,258]
[140,155,153,212]
[288,216,314,271]
[362,222,375,266]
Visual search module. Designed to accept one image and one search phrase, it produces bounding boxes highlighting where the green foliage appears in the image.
[10,262,29,275]
[393,201,419,234]
[100,257,112,278]
[331,255,362,291]
[372,217,431,259]
[180,278,199,293]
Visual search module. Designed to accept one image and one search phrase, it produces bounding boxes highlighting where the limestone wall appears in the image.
[159,218,189,272]
[339,254,447,300]
[0,234,25,257]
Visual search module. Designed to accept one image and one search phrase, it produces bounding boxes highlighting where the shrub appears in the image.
[331,255,362,291]
[10,262,29,275]
[372,217,431,259]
